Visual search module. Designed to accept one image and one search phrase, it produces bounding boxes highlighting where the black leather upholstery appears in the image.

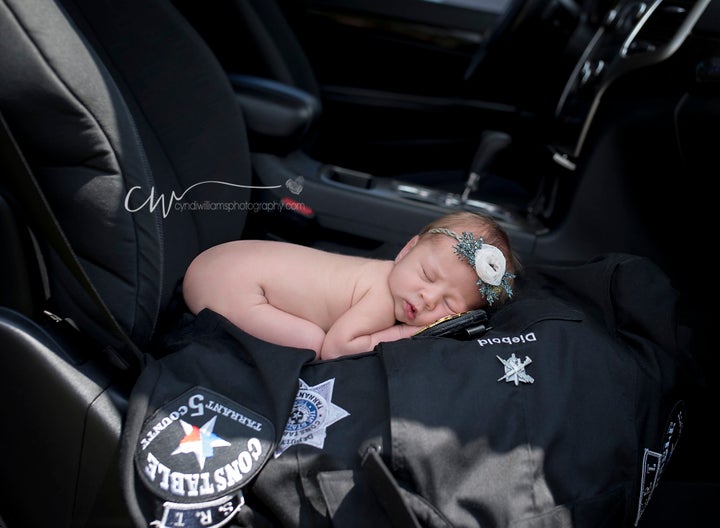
[1,0,263,524]
[1,0,252,349]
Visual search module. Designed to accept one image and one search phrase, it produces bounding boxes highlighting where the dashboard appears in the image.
[551,0,713,164]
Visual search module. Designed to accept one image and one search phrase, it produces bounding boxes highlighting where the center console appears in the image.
[250,151,542,255]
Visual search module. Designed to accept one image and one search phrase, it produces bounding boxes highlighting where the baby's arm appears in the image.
[320,290,416,360]
[226,295,327,356]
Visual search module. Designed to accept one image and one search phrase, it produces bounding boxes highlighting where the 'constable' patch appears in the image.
[135,387,274,503]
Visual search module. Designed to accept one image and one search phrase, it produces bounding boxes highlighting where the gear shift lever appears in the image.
[461,131,512,202]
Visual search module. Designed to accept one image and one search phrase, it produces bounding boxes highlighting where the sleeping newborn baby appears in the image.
[183,211,518,360]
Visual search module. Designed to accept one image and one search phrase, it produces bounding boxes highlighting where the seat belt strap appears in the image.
[0,110,145,372]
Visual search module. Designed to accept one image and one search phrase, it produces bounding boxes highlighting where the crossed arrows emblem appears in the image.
[497,353,534,385]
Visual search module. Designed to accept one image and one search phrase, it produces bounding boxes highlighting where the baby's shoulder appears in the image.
[355,259,394,294]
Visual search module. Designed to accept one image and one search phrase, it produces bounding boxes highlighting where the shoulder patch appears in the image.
[152,493,244,528]
[135,387,274,503]
[634,400,685,525]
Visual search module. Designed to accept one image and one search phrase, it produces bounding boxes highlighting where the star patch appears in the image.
[497,353,534,385]
[171,416,231,470]
[135,387,274,503]
[274,378,350,457]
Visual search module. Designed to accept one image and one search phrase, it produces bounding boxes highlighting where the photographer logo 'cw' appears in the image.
[172,416,231,470]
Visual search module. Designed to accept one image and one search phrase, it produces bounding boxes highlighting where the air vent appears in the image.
[622,0,698,56]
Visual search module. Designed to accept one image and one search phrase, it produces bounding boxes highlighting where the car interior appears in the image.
[1,0,718,526]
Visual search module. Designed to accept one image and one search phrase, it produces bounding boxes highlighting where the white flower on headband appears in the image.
[426,227,515,305]
[474,245,506,286]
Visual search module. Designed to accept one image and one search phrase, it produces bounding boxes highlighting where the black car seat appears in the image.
[0,0,268,525]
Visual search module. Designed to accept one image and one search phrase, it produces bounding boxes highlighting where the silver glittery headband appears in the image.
[426,227,514,305]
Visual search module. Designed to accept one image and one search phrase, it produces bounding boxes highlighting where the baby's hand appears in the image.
[391,323,419,341]
[364,323,418,350]
[322,322,416,359]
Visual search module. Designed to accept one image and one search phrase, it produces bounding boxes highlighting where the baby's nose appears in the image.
[422,287,440,309]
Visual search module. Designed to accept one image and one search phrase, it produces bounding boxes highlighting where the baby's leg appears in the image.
[228,294,325,357]
[183,243,324,355]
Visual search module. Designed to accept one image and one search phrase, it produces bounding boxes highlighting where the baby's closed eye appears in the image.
[421,265,434,282]
[445,300,458,314]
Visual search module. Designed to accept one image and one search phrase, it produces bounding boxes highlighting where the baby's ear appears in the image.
[395,235,420,262]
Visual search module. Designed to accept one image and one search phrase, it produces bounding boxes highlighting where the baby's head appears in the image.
[388,212,519,326]
[419,211,520,306]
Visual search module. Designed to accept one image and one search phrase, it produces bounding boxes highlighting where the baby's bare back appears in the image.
[183,240,390,331]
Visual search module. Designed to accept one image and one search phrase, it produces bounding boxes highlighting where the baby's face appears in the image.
[388,236,484,326]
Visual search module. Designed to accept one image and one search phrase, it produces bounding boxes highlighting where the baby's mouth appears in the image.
[404,301,417,321]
